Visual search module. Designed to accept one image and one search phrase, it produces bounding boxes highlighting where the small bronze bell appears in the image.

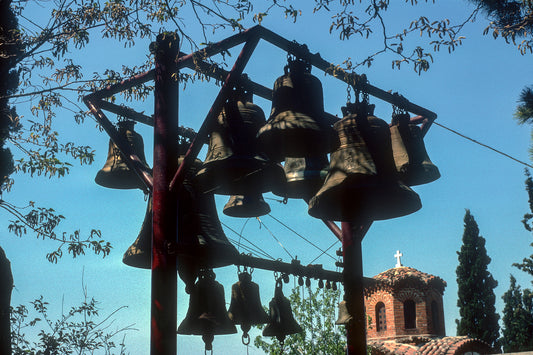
[272,155,329,199]
[257,58,337,162]
[196,90,285,195]
[228,272,269,342]
[122,195,152,269]
[390,113,440,186]
[263,280,303,344]
[223,194,271,218]
[95,120,149,189]
[335,300,352,325]
[308,102,422,221]
[177,270,237,351]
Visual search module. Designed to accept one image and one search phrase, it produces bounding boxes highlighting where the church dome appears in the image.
[367,266,447,295]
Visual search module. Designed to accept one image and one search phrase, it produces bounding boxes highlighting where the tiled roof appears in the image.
[417,336,493,354]
[369,336,495,355]
[369,340,419,355]
[367,266,447,294]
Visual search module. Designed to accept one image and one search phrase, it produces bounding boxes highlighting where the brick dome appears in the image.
[367,266,447,296]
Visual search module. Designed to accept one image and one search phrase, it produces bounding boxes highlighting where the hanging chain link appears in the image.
[242,333,251,346]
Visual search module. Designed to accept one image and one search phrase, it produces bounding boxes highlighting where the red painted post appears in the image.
[342,221,369,355]
[151,33,180,355]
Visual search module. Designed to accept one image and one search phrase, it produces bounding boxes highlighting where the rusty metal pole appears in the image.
[342,221,369,355]
[151,33,179,355]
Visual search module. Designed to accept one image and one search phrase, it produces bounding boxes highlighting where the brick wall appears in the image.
[365,286,445,340]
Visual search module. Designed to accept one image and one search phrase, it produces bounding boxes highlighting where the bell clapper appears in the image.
[277,335,286,351]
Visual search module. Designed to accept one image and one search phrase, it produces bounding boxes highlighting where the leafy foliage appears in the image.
[455,209,500,350]
[1,199,110,263]
[10,289,136,355]
[254,284,345,355]
[469,0,533,53]
[500,274,533,352]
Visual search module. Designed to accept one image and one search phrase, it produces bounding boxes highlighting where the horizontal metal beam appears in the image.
[256,26,437,120]
[235,253,376,287]
[84,25,436,124]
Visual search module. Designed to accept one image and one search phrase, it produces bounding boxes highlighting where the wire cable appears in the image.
[221,221,276,260]
[309,239,340,265]
[268,213,337,261]
[434,121,533,169]
[256,216,294,260]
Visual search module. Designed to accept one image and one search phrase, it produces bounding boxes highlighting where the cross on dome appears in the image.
[394,250,403,268]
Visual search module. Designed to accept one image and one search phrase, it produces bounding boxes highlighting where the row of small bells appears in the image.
[93,55,440,350]
[176,267,349,351]
[178,269,307,351]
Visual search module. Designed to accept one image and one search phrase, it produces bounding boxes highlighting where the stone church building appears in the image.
[365,252,496,355]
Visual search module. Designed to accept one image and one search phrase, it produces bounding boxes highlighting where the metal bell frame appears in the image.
[83,25,437,355]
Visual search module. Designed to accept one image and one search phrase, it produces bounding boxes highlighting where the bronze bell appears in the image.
[308,102,422,221]
[223,194,271,218]
[95,120,149,189]
[177,182,239,270]
[390,113,440,186]
[177,270,237,351]
[122,153,238,272]
[228,272,269,340]
[195,90,285,195]
[335,300,352,325]
[263,280,303,343]
[122,195,152,269]
[272,155,329,200]
[257,58,337,162]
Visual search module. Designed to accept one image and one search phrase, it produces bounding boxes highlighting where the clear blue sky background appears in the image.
[3,1,533,353]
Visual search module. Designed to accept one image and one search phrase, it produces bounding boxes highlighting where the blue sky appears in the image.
[4,1,533,353]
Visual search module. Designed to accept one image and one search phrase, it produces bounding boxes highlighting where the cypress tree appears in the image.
[514,169,533,277]
[501,275,533,352]
[456,209,500,350]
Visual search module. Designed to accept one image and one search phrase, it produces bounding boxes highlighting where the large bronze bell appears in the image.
[272,155,329,199]
[95,120,149,189]
[176,182,238,269]
[390,113,440,186]
[195,90,285,195]
[262,280,303,344]
[308,102,422,221]
[335,300,352,325]
[228,272,269,341]
[122,195,152,269]
[223,194,271,218]
[122,153,238,272]
[177,270,237,351]
[257,58,337,162]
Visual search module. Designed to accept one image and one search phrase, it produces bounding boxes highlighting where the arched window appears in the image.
[431,300,440,334]
[403,299,416,329]
[375,302,386,332]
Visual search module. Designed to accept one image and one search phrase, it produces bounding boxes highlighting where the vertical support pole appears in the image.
[151,32,179,355]
[342,221,368,355]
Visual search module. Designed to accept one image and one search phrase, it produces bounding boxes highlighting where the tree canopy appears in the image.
[254,284,345,355]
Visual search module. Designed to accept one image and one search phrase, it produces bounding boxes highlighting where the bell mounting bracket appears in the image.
[83,25,438,355]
